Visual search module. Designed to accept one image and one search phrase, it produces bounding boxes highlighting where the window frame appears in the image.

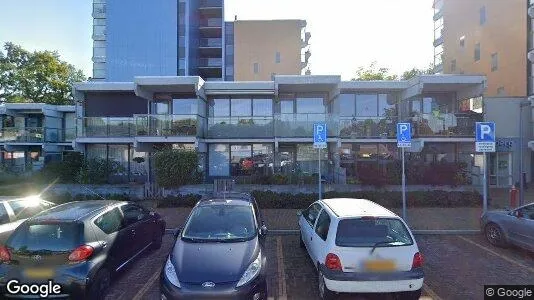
[93,207,123,235]
[120,204,149,228]
[314,209,331,241]
[303,203,322,228]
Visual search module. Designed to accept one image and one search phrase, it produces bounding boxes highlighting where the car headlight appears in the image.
[165,256,181,288]
[236,251,261,287]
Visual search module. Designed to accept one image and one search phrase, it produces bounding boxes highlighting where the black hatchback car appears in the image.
[161,193,268,300]
[0,200,166,299]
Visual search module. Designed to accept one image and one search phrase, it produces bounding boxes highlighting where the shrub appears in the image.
[251,190,482,209]
[77,158,124,184]
[154,150,201,188]
[155,194,202,208]
[39,152,84,183]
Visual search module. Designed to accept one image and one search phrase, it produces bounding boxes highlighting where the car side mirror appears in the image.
[296,210,302,217]
[259,225,268,236]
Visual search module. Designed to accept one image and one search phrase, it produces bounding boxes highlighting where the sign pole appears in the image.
[483,152,488,213]
[402,147,407,222]
[318,147,322,200]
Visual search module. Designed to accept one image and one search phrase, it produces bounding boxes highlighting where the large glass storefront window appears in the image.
[209,144,230,177]
[231,98,252,116]
[231,145,253,176]
[210,98,230,117]
[209,143,274,177]
[172,99,198,115]
[340,143,399,184]
[108,145,129,174]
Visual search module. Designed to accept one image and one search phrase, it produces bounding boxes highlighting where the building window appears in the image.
[491,53,498,71]
[275,52,281,64]
[253,99,273,116]
[459,36,465,47]
[474,43,480,61]
[210,98,230,116]
[209,144,230,177]
[253,63,259,74]
[231,98,252,117]
[480,6,486,25]
[451,59,456,72]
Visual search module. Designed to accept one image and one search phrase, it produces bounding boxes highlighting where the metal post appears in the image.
[483,153,488,213]
[401,147,407,222]
[318,147,322,200]
[520,104,525,206]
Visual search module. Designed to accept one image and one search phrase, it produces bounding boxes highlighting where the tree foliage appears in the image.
[352,62,398,81]
[0,42,86,105]
[400,63,435,80]
[154,150,202,188]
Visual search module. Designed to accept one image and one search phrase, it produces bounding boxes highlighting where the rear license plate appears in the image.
[24,268,55,279]
[364,259,396,272]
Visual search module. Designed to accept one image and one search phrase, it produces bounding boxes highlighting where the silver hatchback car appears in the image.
[480,202,534,251]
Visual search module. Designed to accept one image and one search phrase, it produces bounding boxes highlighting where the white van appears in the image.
[297,198,424,300]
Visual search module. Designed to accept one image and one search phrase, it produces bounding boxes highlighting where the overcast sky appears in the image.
[0,0,434,80]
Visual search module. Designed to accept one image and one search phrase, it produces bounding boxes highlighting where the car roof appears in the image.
[207,192,254,201]
[197,198,252,207]
[320,198,397,218]
[30,200,126,222]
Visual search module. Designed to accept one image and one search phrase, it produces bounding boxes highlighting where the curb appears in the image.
[165,228,481,235]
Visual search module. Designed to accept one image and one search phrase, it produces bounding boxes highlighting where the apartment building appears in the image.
[433,0,527,97]
[92,0,310,82]
[0,104,76,173]
[73,74,505,186]
[232,19,311,81]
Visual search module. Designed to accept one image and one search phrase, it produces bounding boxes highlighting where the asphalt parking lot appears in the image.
[104,233,534,300]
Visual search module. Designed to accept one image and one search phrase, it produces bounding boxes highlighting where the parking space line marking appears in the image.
[276,236,287,300]
[457,236,534,273]
[423,283,442,300]
[132,267,161,300]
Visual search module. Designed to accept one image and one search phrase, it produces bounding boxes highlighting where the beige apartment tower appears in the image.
[433,0,527,96]
[233,19,311,81]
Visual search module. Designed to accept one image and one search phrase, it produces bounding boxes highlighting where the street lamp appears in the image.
[519,99,531,206]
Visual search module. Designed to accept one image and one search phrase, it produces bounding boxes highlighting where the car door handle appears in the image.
[131,229,136,235]
[101,241,107,248]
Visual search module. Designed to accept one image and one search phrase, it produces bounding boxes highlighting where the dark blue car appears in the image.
[161,193,268,300]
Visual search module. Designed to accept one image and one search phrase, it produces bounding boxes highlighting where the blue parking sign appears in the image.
[476,122,495,142]
[396,123,411,148]
[313,123,327,148]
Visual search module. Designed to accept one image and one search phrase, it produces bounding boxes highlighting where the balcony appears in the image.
[198,58,223,68]
[274,113,338,138]
[199,38,222,47]
[61,128,76,142]
[339,117,396,138]
[134,115,203,137]
[199,18,223,28]
[199,0,223,8]
[82,117,135,137]
[208,117,274,138]
[404,113,483,137]
[0,128,44,143]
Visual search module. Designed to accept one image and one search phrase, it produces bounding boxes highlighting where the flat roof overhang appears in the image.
[134,76,206,100]
[203,81,275,95]
[274,75,341,95]
[403,75,486,99]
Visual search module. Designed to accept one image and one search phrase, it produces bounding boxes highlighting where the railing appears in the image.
[61,128,77,142]
[199,18,223,27]
[208,116,274,138]
[404,113,482,137]
[339,117,396,138]
[199,38,222,47]
[198,58,223,67]
[199,0,223,8]
[274,113,338,138]
[0,127,44,143]
[82,117,135,137]
[134,114,204,137]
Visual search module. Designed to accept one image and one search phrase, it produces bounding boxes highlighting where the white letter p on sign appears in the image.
[481,124,491,139]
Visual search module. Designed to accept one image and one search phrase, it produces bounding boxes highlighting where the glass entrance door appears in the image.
[489,153,512,187]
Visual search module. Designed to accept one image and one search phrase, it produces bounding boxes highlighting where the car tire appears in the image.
[397,289,422,300]
[318,271,336,300]
[485,223,507,247]
[151,228,164,251]
[299,232,305,248]
[88,268,111,300]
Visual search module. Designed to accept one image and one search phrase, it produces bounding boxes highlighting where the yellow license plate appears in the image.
[364,260,396,272]
[24,268,55,279]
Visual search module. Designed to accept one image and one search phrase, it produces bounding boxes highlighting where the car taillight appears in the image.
[412,252,424,269]
[68,245,94,262]
[0,246,11,263]
[325,253,342,271]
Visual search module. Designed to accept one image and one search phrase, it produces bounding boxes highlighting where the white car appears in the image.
[297,198,424,300]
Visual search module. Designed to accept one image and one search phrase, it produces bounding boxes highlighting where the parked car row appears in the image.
[0,193,426,300]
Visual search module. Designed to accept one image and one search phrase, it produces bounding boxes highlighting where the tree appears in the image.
[0,42,86,105]
[352,62,398,81]
[401,63,435,80]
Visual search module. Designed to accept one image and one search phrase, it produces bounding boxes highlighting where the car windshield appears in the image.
[182,204,256,241]
[335,218,413,247]
[7,222,83,253]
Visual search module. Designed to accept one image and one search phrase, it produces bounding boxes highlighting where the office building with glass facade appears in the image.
[0,104,76,173]
[73,74,487,185]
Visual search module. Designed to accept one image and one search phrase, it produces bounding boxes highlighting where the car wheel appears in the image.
[151,228,164,251]
[318,271,336,300]
[299,232,305,248]
[88,268,111,300]
[397,289,422,300]
[485,223,507,247]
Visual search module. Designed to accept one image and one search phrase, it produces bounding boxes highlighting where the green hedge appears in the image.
[251,190,482,209]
